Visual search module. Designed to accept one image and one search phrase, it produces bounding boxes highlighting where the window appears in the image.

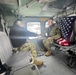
[27,22,41,34]
[45,20,56,28]
[45,21,49,28]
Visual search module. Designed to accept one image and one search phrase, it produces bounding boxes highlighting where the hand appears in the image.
[47,37,52,40]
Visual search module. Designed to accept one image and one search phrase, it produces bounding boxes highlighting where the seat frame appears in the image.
[52,20,76,68]
[0,31,34,75]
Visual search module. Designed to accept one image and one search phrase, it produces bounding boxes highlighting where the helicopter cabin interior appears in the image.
[0,0,76,75]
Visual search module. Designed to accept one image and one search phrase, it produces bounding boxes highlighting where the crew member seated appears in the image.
[9,19,43,66]
[43,18,61,56]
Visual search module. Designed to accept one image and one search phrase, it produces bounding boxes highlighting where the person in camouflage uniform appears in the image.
[11,19,43,66]
[17,42,43,66]
[43,18,61,56]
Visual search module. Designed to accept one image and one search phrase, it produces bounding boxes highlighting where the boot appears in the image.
[33,58,43,66]
[45,50,52,56]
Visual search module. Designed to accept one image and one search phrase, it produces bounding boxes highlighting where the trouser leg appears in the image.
[20,43,37,57]
[19,43,43,66]
[43,39,53,56]
[43,39,52,51]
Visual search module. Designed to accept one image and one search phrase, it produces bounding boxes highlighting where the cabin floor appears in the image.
[1,38,76,75]
[27,38,76,75]
[37,48,76,75]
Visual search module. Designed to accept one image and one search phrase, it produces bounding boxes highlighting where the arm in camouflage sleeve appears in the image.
[51,26,61,40]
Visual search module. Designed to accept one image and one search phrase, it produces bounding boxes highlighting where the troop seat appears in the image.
[52,18,76,52]
[0,31,37,74]
[51,17,76,68]
[52,41,76,51]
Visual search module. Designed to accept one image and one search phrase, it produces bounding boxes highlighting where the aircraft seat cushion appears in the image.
[52,41,76,50]
[0,32,13,63]
[0,31,33,69]
[6,51,32,68]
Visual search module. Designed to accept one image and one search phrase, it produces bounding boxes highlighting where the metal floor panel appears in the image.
[12,64,40,75]
[31,40,76,75]
[37,55,76,75]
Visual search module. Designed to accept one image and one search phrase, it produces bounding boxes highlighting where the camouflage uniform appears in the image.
[43,25,61,51]
[17,43,37,58]
[14,42,43,66]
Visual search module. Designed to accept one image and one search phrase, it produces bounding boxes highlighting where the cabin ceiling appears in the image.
[0,0,76,17]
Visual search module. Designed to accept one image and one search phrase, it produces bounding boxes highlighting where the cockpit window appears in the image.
[27,22,41,34]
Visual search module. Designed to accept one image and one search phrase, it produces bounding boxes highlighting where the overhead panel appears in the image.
[0,0,18,10]
[38,2,61,17]
[19,1,46,17]
[37,0,56,2]
[0,0,18,5]
[19,0,33,7]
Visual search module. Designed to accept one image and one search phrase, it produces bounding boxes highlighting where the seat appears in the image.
[0,31,34,73]
[52,17,76,68]
[52,19,76,51]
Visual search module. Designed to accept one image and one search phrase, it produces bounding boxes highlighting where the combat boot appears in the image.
[33,58,43,66]
[45,50,52,56]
